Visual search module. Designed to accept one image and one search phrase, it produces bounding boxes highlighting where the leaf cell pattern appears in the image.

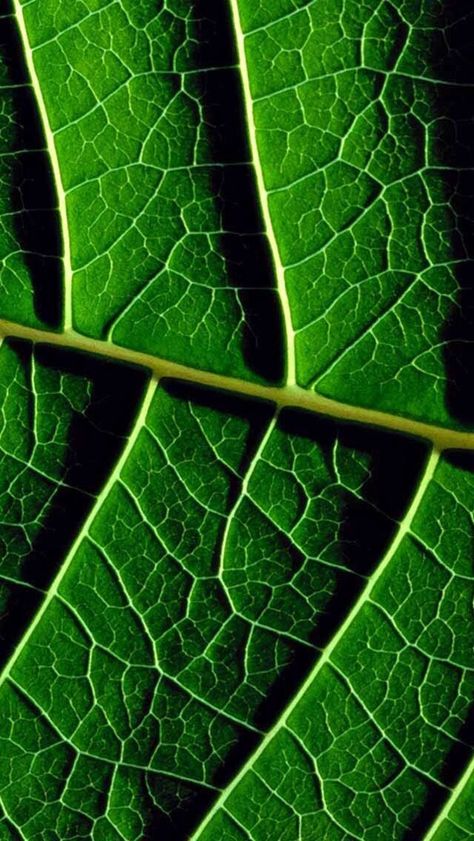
[0,1,472,840]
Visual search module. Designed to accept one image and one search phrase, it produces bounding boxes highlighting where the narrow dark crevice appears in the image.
[187,0,284,383]
[0,6,62,327]
[158,382,427,832]
[276,407,427,649]
[0,2,471,838]
[0,338,148,663]
[436,2,474,425]
[401,6,474,836]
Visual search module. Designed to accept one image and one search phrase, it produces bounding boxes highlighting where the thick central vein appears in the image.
[0,318,472,451]
[229,0,296,386]
[12,0,73,332]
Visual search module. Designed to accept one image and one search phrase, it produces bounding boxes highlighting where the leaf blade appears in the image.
[0,1,472,838]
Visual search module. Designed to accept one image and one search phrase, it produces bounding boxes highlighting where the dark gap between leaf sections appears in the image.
[188,0,285,383]
[160,384,438,838]
[160,383,428,750]
[276,409,427,647]
[0,339,148,665]
[436,2,474,425]
[0,9,62,328]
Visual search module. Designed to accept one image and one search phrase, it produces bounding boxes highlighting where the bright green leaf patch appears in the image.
[0,0,472,839]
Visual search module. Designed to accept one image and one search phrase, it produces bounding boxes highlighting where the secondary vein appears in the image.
[12,0,74,331]
[188,447,441,839]
[0,318,472,451]
[0,376,157,695]
[229,0,296,385]
[424,754,474,841]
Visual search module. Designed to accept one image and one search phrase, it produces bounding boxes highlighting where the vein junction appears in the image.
[0,319,472,452]
[1,1,473,837]
[1,332,470,840]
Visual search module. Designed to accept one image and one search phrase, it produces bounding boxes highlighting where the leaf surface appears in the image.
[0,1,472,839]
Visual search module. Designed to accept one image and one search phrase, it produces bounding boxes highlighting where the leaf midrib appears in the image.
[4,4,473,838]
[1,318,472,452]
[7,1,473,455]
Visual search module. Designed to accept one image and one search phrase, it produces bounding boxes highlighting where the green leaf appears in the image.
[0,1,472,839]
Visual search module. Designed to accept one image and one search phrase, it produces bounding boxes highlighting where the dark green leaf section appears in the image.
[0,339,147,663]
[432,774,474,841]
[0,9,61,329]
[0,1,472,839]
[0,380,428,838]
[240,0,473,427]
[198,453,474,841]
[20,0,282,382]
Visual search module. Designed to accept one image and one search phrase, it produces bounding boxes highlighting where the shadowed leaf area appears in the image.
[0,10,61,328]
[0,341,147,660]
[0,1,472,840]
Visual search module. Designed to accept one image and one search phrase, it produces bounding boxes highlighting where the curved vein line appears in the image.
[329,661,451,791]
[229,0,296,385]
[423,755,474,841]
[188,447,440,839]
[0,376,157,694]
[12,0,73,330]
[217,412,278,579]
[0,319,472,451]
[8,674,221,793]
